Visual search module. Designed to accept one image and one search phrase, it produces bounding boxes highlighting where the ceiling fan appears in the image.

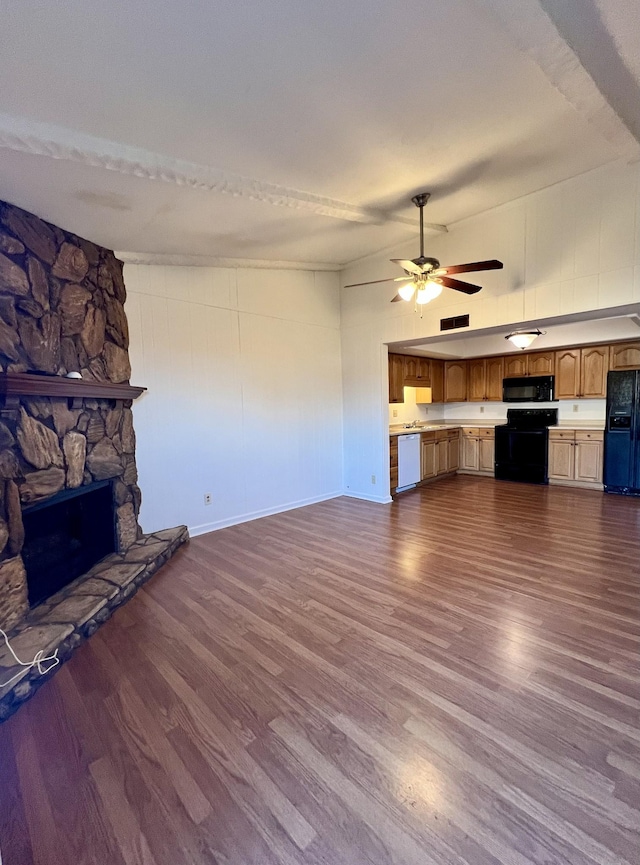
[345,192,503,310]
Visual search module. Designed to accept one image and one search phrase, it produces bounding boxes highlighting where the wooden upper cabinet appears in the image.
[469,356,504,401]
[504,351,554,377]
[444,360,468,402]
[526,351,555,376]
[485,356,504,400]
[390,340,624,406]
[467,359,487,402]
[580,346,608,399]
[504,355,527,378]
[404,355,431,385]
[555,346,608,399]
[388,354,405,403]
[555,349,581,399]
[430,360,444,403]
[610,341,640,371]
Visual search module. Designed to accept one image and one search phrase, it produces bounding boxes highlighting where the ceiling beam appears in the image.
[475,0,640,158]
[117,252,340,271]
[0,112,447,234]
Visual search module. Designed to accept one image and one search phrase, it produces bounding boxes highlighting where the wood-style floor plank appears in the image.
[1,476,639,864]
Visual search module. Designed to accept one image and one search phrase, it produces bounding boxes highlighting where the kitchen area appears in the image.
[388,334,640,497]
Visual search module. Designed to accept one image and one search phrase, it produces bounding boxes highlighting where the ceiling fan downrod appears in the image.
[411,192,431,261]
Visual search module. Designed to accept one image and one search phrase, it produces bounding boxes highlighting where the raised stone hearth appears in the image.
[0,525,188,722]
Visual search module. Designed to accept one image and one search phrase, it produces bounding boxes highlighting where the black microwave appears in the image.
[503,375,555,402]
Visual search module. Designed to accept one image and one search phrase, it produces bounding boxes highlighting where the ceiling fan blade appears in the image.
[436,259,503,276]
[390,258,424,276]
[390,293,404,303]
[439,275,482,294]
[344,277,400,288]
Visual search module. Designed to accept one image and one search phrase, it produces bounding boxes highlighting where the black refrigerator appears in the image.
[604,370,640,495]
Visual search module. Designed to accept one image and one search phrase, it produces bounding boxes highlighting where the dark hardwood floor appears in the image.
[1,476,639,865]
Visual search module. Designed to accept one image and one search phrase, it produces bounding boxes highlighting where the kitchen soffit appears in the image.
[392,311,640,359]
[0,0,638,266]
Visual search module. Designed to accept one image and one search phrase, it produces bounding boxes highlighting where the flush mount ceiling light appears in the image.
[505,329,544,350]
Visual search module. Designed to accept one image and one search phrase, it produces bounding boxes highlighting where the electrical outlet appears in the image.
[392,409,398,417]
[371,474,376,485]
[573,404,579,412]
[204,493,212,505]
[480,405,485,413]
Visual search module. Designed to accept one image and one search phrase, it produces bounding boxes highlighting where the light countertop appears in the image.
[390,419,605,436]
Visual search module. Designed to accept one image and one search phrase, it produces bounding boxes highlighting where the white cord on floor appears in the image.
[0,627,59,688]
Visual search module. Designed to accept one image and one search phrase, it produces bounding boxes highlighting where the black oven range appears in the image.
[495,408,559,484]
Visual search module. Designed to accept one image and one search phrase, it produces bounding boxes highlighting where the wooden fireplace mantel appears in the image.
[0,372,147,409]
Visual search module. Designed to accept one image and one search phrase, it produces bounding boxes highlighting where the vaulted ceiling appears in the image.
[0,0,638,267]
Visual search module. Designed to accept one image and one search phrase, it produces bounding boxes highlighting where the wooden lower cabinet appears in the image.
[548,431,574,481]
[448,429,460,471]
[395,425,603,494]
[548,429,603,488]
[388,354,405,403]
[462,431,479,472]
[479,437,495,473]
[459,428,495,476]
[421,435,436,480]
[575,433,604,484]
[436,437,449,475]
[389,436,398,491]
[419,430,459,481]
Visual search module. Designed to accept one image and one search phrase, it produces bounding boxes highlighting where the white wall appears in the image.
[342,159,640,500]
[441,399,606,422]
[388,387,432,425]
[125,265,343,535]
[389,393,606,426]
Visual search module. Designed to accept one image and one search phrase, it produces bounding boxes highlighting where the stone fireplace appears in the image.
[0,199,187,721]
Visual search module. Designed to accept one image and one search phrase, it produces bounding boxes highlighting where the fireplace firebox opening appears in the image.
[22,481,117,608]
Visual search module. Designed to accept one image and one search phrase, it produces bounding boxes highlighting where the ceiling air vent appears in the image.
[440,314,470,332]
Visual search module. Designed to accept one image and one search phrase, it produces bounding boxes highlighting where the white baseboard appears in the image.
[188,491,343,537]
[342,490,393,504]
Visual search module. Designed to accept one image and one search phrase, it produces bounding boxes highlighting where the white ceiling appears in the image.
[0,0,638,266]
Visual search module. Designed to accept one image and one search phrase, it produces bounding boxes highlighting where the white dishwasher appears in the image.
[397,434,421,491]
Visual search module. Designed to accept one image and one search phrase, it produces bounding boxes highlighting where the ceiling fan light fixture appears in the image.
[416,282,443,304]
[398,283,416,301]
[344,192,503,309]
[505,329,544,350]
